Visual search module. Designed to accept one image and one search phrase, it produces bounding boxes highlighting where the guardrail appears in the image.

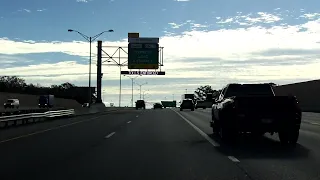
[0,109,75,128]
[0,107,67,117]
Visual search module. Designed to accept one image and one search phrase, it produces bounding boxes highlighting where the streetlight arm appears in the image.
[92,31,106,41]
[92,30,113,41]
[74,30,90,41]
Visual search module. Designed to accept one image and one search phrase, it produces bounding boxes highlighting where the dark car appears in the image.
[153,103,163,109]
[180,99,195,111]
[136,100,146,110]
[195,100,206,109]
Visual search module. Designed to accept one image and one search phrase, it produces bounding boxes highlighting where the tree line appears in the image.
[194,83,277,100]
[0,76,93,104]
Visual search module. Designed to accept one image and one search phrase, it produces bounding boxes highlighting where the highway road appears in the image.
[0,108,320,180]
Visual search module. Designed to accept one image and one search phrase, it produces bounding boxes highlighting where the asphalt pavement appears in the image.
[0,108,319,180]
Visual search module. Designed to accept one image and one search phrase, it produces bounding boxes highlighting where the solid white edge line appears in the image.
[105,132,116,139]
[172,110,220,147]
[127,121,132,123]
[228,156,240,163]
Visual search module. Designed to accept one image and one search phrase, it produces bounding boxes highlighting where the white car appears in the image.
[4,99,20,109]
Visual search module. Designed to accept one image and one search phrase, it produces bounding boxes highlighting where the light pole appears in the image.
[104,61,126,107]
[102,89,107,101]
[68,29,114,106]
[185,89,187,94]
[142,90,149,100]
[124,75,140,107]
[135,82,148,100]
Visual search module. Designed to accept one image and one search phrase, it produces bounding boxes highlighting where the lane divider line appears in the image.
[127,121,132,124]
[172,110,220,147]
[228,156,240,163]
[105,132,116,139]
[0,116,104,144]
[173,109,241,163]
[136,115,139,118]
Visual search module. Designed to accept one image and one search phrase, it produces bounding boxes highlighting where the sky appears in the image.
[0,0,320,107]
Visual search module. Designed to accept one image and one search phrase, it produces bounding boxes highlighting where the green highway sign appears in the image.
[128,38,159,69]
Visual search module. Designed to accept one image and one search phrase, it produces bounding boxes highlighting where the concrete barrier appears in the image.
[74,104,135,116]
[302,112,320,124]
[273,80,320,113]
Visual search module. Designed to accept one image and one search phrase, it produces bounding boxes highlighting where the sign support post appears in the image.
[96,40,102,103]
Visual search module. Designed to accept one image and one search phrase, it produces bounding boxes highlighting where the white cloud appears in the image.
[217,18,234,24]
[168,22,184,29]
[36,9,46,12]
[1,11,320,105]
[77,0,88,2]
[217,12,282,25]
[300,13,320,20]
[174,0,190,1]
[17,9,31,13]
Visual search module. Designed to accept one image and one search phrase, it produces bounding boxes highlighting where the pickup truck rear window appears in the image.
[225,84,274,97]
[183,100,193,104]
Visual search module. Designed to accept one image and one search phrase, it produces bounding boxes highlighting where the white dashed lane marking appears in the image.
[127,121,132,124]
[228,156,240,163]
[105,132,116,139]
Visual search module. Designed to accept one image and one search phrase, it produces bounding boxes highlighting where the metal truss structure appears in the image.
[96,42,165,107]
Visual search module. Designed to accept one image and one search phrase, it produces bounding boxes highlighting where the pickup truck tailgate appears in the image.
[231,96,301,129]
[234,96,299,113]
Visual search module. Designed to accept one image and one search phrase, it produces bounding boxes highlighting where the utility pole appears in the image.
[185,89,187,94]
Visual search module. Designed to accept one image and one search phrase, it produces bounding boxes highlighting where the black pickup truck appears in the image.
[211,83,301,145]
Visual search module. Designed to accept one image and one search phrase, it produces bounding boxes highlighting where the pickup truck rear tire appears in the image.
[279,130,299,146]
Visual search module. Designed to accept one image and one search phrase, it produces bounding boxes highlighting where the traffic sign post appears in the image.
[128,38,160,69]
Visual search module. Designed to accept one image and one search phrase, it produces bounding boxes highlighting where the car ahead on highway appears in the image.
[211,83,301,146]
[136,100,146,110]
[153,103,163,109]
[4,99,20,109]
[195,100,207,109]
[180,99,195,111]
